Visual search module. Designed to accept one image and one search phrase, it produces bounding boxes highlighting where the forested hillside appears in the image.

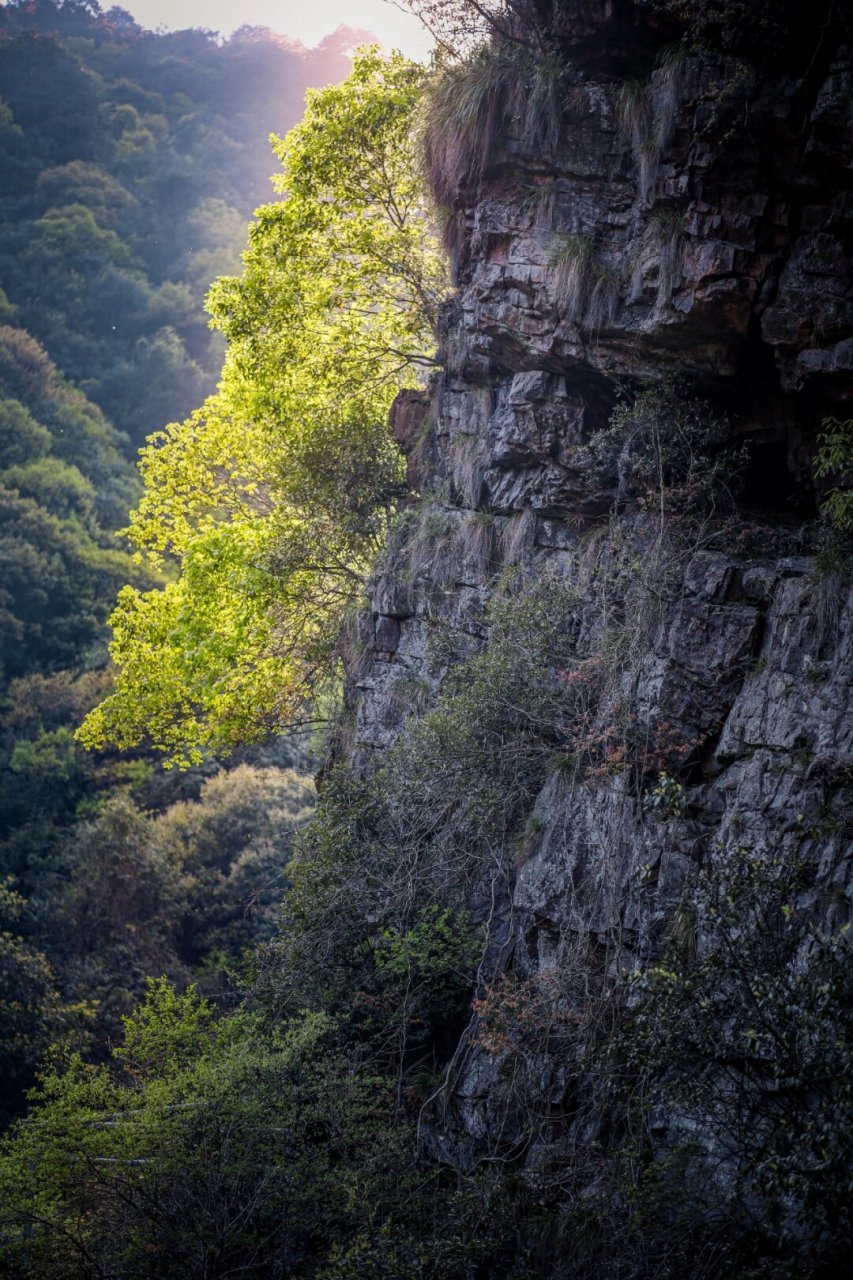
[1,2,852,1279]
[0,0,346,1120]
[0,0,361,440]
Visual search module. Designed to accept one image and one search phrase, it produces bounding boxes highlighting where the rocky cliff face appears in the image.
[342,0,852,1174]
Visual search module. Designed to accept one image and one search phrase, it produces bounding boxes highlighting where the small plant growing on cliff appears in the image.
[586,381,742,515]
[420,44,515,209]
[653,43,688,150]
[627,210,684,308]
[549,234,620,332]
[617,78,651,155]
[618,47,687,205]
[642,770,687,818]
[646,208,685,310]
[519,174,559,231]
[814,416,853,533]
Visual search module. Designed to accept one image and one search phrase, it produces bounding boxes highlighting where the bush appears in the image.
[814,417,853,534]
[585,381,744,516]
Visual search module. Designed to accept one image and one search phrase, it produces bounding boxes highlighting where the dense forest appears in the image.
[0,0,354,1121]
[1,1,852,1278]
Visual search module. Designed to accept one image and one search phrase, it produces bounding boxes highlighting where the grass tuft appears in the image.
[419,45,519,209]
[549,234,620,332]
[617,47,688,206]
[419,43,569,211]
[501,507,536,564]
[617,79,651,155]
[647,209,685,311]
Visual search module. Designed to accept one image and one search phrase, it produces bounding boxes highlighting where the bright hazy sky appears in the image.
[120,2,434,59]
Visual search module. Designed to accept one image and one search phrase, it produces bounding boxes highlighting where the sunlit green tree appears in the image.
[81,49,447,764]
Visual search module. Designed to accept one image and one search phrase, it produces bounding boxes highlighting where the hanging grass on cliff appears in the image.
[78,50,449,766]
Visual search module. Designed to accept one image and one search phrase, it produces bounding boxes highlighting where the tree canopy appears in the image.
[80,49,447,765]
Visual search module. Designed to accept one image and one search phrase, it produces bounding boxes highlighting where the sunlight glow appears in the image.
[119,1,435,60]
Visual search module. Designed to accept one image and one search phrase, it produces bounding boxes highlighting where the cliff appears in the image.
[338,0,852,1226]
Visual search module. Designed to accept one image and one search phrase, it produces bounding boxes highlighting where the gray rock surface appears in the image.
[341,5,853,1166]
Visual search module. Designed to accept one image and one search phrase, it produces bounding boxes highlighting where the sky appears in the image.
[118,1,434,59]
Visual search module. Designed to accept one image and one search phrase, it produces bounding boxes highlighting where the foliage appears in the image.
[381,566,585,854]
[0,983,424,1280]
[584,380,744,515]
[261,761,481,1064]
[0,879,73,1118]
[153,764,315,967]
[0,0,330,1122]
[0,761,313,1082]
[80,48,447,765]
[0,325,136,527]
[0,321,150,687]
[263,559,623,1053]
[50,795,188,1048]
[0,396,50,466]
[2,7,850,1278]
[814,417,853,533]
[376,905,482,984]
[0,484,146,683]
[0,1,364,447]
[641,769,687,818]
[373,905,483,1052]
[0,612,315,1106]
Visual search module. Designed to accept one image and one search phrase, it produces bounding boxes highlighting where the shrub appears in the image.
[0,984,422,1280]
[641,770,687,818]
[585,381,744,515]
[814,417,853,533]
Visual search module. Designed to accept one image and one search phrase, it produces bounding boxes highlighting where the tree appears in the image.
[0,324,138,528]
[34,162,134,228]
[0,879,71,1120]
[0,982,419,1279]
[0,486,144,682]
[0,397,51,467]
[153,764,315,968]
[80,49,448,765]
[2,456,95,519]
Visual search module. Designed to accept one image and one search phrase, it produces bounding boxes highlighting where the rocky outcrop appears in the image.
[343,1,852,1173]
